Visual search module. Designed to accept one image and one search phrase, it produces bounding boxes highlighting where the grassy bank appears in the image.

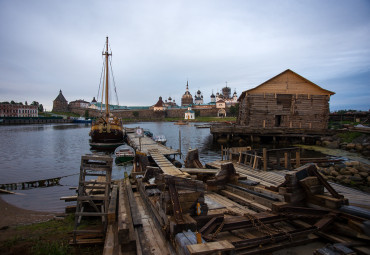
[0,215,102,255]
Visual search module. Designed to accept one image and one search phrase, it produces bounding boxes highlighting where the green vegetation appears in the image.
[337,131,363,143]
[229,103,239,117]
[31,241,70,255]
[133,111,139,117]
[84,109,89,119]
[0,214,102,255]
[51,111,80,118]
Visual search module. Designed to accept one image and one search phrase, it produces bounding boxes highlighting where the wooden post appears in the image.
[284,152,288,169]
[263,148,267,171]
[263,120,266,128]
[252,152,257,169]
[179,130,182,159]
[296,151,301,168]
[238,152,242,164]
[221,145,224,161]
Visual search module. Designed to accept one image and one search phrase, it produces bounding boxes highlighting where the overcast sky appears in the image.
[0,0,369,111]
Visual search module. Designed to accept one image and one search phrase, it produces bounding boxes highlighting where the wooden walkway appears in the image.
[149,149,189,178]
[127,133,179,156]
[206,160,288,187]
[206,160,370,209]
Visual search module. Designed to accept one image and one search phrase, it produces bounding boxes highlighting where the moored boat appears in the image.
[73,117,92,124]
[154,135,167,145]
[114,144,135,163]
[89,37,124,148]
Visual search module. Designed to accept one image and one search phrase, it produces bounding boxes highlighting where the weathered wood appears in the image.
[187,240,235,255]
[125,179,143,228]
[108,185,118,224]
[207,162,238,186]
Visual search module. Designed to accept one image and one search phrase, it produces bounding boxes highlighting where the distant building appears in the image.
[52,90,68,112]
[181,81,193,106]
[210,91,216,103]
[0,103,38,117]
[216,99,226,117]
[152,96,166,111]
[164,96,178,108]
[184,106,195,120]
[237,69,335,129]
[69,99,90,109]
[194,90,203,105]
[216,84,238,106]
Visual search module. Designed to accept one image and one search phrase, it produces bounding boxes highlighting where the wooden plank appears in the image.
[125,179,143,227]
[187,240,234,255]
[103,224,114,255]
[220,190,270,212]
[108,185,118,224]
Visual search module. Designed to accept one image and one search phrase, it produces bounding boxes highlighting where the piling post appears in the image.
[263,148,267,171]
[179,130,181,159]
[296,150,301,168]
[221,145,224,161]
[284,152,288,169]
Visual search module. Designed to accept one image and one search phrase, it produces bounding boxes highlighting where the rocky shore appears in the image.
[318,161,370,192]
[319,133,370,158]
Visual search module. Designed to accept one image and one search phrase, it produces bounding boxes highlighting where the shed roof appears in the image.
[238,69,335,101]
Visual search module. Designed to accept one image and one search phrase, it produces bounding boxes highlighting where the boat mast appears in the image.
[103,36,111,121]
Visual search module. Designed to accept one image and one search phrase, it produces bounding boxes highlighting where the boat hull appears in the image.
[90,119,124,144]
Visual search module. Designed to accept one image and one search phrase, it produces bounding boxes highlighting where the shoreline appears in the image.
[0,195,55,229]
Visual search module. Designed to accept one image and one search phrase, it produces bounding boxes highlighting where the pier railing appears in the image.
[221,146,301,171]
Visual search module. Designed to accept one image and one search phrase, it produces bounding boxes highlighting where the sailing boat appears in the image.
[89,37,124,149]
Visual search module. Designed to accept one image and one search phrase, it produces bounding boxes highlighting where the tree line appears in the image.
[1,100,44,112]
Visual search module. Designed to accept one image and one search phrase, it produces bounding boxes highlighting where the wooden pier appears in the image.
[65,142,370,254]
[127,133,179,156]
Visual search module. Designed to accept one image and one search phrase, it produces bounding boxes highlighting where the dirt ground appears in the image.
[0,196,103,254]
[0,196,55,231]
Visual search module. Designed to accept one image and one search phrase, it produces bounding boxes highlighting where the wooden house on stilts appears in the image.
[237,69,335,130]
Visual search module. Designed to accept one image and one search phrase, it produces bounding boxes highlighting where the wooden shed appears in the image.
[237,69,335,130]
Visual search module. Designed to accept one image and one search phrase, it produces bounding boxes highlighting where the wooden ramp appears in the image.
[127,133,179,156]
[149,149,189,178]
[206,160,287,187]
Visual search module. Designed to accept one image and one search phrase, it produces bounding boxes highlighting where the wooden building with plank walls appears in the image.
[237,69,335,130]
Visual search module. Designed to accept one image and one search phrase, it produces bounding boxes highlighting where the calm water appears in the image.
[0,122,220,212]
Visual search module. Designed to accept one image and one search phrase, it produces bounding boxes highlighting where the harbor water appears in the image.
[0,122,220,212]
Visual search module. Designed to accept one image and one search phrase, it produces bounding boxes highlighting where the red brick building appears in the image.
[0,103,38,117]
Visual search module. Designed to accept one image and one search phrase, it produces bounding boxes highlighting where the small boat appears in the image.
[154,135,167,145]
[144,129,153,138]
[114,144,135,163]
[174,120,188,125]
[73,117,92,124]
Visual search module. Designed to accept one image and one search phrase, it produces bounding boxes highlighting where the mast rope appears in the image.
[108,43,119,107]
[109,57,120,107]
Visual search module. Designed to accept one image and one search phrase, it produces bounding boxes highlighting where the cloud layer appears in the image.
[0,0,369,111]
